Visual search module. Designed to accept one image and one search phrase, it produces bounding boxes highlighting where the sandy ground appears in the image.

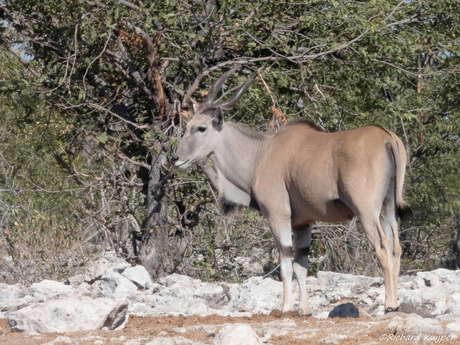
[1,312,459,345]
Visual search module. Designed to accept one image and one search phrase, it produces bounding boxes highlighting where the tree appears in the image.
[1,0,459,278]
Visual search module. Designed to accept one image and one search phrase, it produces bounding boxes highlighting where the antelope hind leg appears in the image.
[360,215,399,312]
[294,225,313,316]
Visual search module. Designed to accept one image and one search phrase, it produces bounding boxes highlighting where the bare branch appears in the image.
[196,161,219,191]
[181,70,205,109]
[104,48,153,97]
[83,31,112,92]
[117,153,150,170]
[118,0,140,11]
[384,0,406,22]
[86,103,150,129]
[370,59,432,76]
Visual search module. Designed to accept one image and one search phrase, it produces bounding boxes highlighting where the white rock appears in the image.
[101,271,138,297]
[410,276,428,289]
[424,273,441,288]
[6,296,128,334]
[195,283,224,299]
[446,319,460,333]
[124,340,141,345]
[157,274,200,288]
[319,334,348,344]
[315,311,330,319]
[305,276,326,295]
[418,269,459,284]
[112,336,127,341]
[229,277,283,313]
[258,319,296,340]
[317,271,382,287]
[214,324,262,345]
[42,336,73,344]
[0,295,37,313]
[185,302,208,316]
[164,285,195,299]
[202,325,218,334]
[324,283,354,303]
[0,283,24,304]
[31,292,45,302]
[400,287,449,315]
[388,314,442,335]
[146,337,198,345]
[64,274,85,288]
[146,338,175,345]
[29,280,73,300]
[235,256,264,277]
[91,280,114,299]
[84,254,131,283]
[74,282,91,297]
[450,292,460,314]
[122,266,154,290]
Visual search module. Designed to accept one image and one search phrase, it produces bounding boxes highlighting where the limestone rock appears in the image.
[214,324,262,345]
[229,277,283,313]
[185,302,208,316]
[122,266,154,290]
[145,337,201,345]
[446,319,460,333]
[64,274,85,288]
[0,283,24,304]
[417,269,460,285]
[6,296,128,334]
[157,274,200,288]
[317,271,382,287]
[388,314,443,335]
[84,254,131,283]
[28,280,73,300]
[101,271,139,298]
[0,294,37,313]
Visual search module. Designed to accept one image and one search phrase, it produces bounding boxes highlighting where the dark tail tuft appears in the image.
[220,198,239,215]
[397,201,413,221]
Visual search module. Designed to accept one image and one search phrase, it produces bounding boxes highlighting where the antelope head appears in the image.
[172,67,258,169]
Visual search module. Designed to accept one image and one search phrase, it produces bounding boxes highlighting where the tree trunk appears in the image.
[454,214,460,270]
[138,154,172,277]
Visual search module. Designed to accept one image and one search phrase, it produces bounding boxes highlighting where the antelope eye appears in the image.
[197,127,207,133]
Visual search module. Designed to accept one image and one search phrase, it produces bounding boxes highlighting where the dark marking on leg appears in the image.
[280,245,293,257]
[298,245,310,257]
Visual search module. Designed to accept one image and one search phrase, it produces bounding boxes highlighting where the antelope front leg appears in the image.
[270,219,294,312]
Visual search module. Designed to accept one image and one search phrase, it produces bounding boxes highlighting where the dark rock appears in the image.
[328,303,359,318]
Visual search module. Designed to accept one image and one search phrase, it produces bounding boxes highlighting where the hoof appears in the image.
[299,308,312,317]
[281,307,295,313]
[385,306,400,314]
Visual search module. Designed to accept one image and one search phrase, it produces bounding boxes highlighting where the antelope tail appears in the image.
[389,135,412,221]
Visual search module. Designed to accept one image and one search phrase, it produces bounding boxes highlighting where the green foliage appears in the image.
[1,0,460,279]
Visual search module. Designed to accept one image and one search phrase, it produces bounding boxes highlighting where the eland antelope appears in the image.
[172,68,411,315]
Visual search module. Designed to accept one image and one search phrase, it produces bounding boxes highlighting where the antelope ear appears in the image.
[212,107,224,131]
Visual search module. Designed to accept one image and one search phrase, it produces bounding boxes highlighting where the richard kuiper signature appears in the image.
[380,333,457,343]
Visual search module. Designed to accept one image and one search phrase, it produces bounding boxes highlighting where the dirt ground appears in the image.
[0,312,459,345]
